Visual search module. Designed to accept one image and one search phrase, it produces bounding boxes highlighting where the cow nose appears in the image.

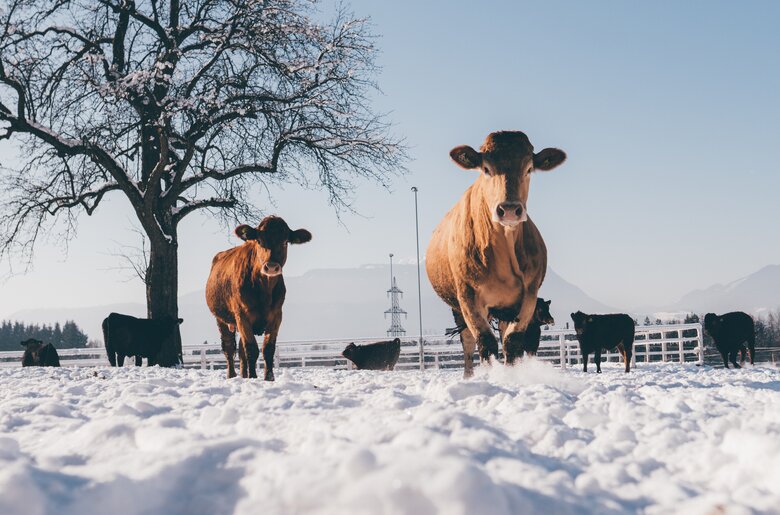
[263,262,282,276]
[495,202,525,224]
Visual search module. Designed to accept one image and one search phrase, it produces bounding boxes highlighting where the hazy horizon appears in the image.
[2,0,779,320]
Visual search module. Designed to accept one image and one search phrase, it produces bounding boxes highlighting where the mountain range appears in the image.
[10,264,611,344]
[9,264,779,344]
[666,264,780,317]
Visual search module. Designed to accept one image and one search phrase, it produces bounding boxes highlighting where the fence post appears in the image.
[200,348,206,370]
[434,351,440,370]
[697,325,704,365]
[678,330,684,364]
[559,333,566,369]
[661,333,667,363]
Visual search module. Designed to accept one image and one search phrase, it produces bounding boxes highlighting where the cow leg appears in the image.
[453,310,477,378]
[503,291,539,365]
[107,351,117,367]
[729,350,741,369]
[720,350,730,369]
[238,339,248,378]
[117,354,125,367]
[218,321,237,379]
[455,286,498,366]
[261,315,281,382]
[497,321,516,365]
[595,348,603,373]
[582,349,589,372]
[503,329,525,365]
[237,318,260,379]
[135,355,142,367]
[618,342,632,373]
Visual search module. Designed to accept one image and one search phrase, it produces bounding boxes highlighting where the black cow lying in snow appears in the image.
[342,339,401,370]
[102,312,183,367]
[21,339,60,367]
[571,311,634,373]
[704,312,755,368]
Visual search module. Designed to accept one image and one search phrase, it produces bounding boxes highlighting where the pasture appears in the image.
[1,363,779,514]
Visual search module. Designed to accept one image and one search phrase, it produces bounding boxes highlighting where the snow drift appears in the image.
[0,362,778,514]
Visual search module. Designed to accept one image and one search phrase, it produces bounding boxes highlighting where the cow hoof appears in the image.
[597,370,602,374]
[463,368,474,379]
[265,371,275,381]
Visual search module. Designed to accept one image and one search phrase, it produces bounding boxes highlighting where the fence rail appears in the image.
[0,323,706,370]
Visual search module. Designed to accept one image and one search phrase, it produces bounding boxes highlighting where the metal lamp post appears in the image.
[411,187,424,371]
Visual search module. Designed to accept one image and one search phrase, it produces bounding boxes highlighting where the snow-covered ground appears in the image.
[1,362,779,515]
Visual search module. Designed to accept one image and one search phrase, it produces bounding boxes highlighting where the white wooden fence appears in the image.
[0,323,704,370]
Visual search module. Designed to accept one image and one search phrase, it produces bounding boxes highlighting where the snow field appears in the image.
[0,362,779,515]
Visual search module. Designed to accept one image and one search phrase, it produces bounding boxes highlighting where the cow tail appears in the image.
[445,323,468,340]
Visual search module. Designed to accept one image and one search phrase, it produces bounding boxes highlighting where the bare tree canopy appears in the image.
[0,0,405,361]
[0,0,404,249]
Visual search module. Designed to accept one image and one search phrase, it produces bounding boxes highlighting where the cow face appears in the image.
[20,338,45,364]
[536,298,554,326]
[570,311,591,336]
[342,343,357,360]
[450,131,566,228]
[703,313,720,336]
[235,216,312,277]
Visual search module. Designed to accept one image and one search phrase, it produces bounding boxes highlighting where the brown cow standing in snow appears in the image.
[206,216,312,380]
[426,131,566,377]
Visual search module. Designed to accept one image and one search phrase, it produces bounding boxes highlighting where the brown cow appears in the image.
[206,215,312,380]
[426,131,566,377]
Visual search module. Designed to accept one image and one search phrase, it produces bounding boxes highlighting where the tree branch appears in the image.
[173,196,236,223]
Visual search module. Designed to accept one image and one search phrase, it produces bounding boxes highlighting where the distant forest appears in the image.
[0,320,89,352]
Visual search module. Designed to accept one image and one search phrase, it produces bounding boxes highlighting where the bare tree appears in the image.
[0,0,405,363]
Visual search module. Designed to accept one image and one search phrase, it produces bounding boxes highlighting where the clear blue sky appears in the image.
[1,0,779,317]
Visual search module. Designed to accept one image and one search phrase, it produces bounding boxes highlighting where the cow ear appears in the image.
[450,145,482,170]
[235,224,259,241]
[289,229,312,245]
[533,148,566,171]
[545,300,551,306]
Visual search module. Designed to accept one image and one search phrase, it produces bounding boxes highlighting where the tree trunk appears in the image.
[145,218,182,366]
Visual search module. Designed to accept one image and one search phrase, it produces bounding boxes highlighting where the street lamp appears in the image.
[411,187,424,371]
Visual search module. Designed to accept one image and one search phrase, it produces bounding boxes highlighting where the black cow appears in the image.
[520,298,555,357]
[342,339,401,370]
[21,339,61,367]
[102,312,183,367]
[704,312,755,368]
[571,311,634,373]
